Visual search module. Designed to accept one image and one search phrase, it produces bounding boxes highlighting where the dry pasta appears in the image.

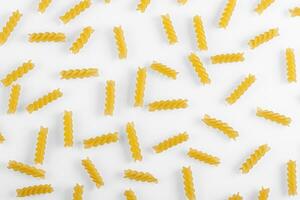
[290,7,300,17]
[124,189,137,200]
[70,26,94,54]
[0,10,22,45]
[63,111,73,147]
[60,68,99,79]
[60,0,91,24]
[104,80,115,116]
[256,108,291,126]
[218,0,237,28]
[285,48,296,83]
[34,126,48,165]
[210,53,244,64]
[150,61,178,79]
[83,132,119,148]
[124,169,158,183]
[187,148,220,166]
[148,99,188,111]
[81,157,104,188]
[228,193,243,200]
[136,0,151,12]
[182,166,196,200]
[7,84,21,114]
[188,53,211,84]
[7,160,45,178]
[134,67,147,107]
[125,122,143,161]
[153,132,189,153]
[16,184,53,197]
[258,187,270,200]
[193,15,207,51]
[161,14,178,45]
[255,0,275,14]
[38,0,52,13]
[248,28,279,49]
[113,26,127,59]
[73,184,84,200]
[29,32,66,42]
[287,160,297,196]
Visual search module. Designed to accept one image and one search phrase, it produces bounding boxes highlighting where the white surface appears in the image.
[0,0,300,199]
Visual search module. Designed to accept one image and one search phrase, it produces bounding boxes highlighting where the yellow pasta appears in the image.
[226,74,256,105]
[7,84,21,114]
[0,134,5,143]
[38,0,52,13]
[161,14,178,45]
[153,132,189,153]
[7,160,45,178]
[34,126,48,165]
[218,0,237,28]
[1,60,34,87]
[16,184,53,197]
[113,26,127,59]
[240,144,270,173]
[255,0,275,14]
[29,32,66,42]
[136,0,151,12]
[150,61,178,79]
[290,7,300,17]
[193,15,207,51]
[256,108,291,126]
[134,67,147,107]
[26,89,63,113]
[248,28,279,49]
[60,68,99,79]
[188,53,211,84]
[126,122,142,161]
[104,0,111,3]
[148,99,188,111]
[84,132,119,148]
[182,166,196,200]
[73,184,83,200]
[202,114,239,139]
[63,111,73,147]
[81,157,104,188]
[124,169,158,183]
[0,10,22,45]
[211,53,244,64]
[60,0,91,24]
[285,48,296,83]
[70,26,94,54]
[258,187,270,200]
[287,160,297,196]
[104,80,115,116]
[124,189,137,200]
[177,0,188,5]
[228,193,243,200]
[187,148,220,166]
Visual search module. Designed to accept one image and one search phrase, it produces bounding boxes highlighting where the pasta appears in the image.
[211,53,244,64]
[104,0,111,3]
[182,166,196,200]
[60,68,99,79]
[70,26,94,54]
[240,144,270,173]
[63,111,73,147]
[26,89,63,113]
[1,60,34,87]
[126,122,142,161]
[290,7,300,17]
[152,132,189,153]
[202,114,239,139]
[258,187,270,200]
[83,132,119,148]
[7,84,21,114]
[60,0,91,24]
[0,10,22,45]
[124,189,137,200]
[124,169,158,183]
[38,0,52,13]
[73,184,83,200]
[0,134,5,143]
[228,193,243,200]
[29,32,66,42]
[7,160,45,178]
[136,0,151,12]
[16,184,53,197]
[81,157,104,188]
[226,74,256,105]
[177,0,188,5]
[187,148,220,166]
[113,26,127,59]
[193,15,208,51]
[104,80,115,116]
[134,67,147,107]
[218,0,237,28]
[287,160,297,196]
[256,108,291,126]
[255,0,275,14]
[248,28,279,49]
[34,126,48,165]
[148,99,188,111]
[285,48,296,83]
[161,14,178,45]
[188,53,211,84]
[150,61,178,79]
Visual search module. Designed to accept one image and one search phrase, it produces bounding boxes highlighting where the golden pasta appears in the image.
[83,132,119,148]
[187,148,220,166]
[63,111,73,147]
[136,0,151,12]
[150,61,178,79]
[0,134,5,143]
[255,0,275,14]
[134,67,147,107]
[177,0,188,5]
[211,53,244,64]
[29,32,66,42]
[82,157,104,188]
[285,48,296,83]
[0,10,22,45]
[290,7,300,17]
[34,126,48,165]
[161,14,178,45]
[256,108,291,126]
[73,184,83,200]
[228,193,243,200]
[70,26,94,54]
[113,26,127,59]
[60,68,99,79]
[125,122,142,161]
[258,187,270,200]
[7,160,45,178]
[104,80,115,116]
[148,99,188,111]
[38,0,52,13]
[7,84,21,114]
[193,15,207,51]
[60,0,91,24]
[188,53,211,84]
[218,0,237,28]
[182,166,196,200]
[124,169,158,183]
[248,28,279,49]
[287,160,297,196]
[153,132,189,153]
[16,184,53,197]
[124,189,137,200]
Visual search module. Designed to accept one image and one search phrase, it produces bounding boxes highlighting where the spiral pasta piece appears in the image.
[193,15,207,51]
[84,132,119,148]
[0,134,5,143]
[38,0,52,13]
[188,53,211,84]
[70,26,94,54]
[182,166,196,200]
[248,28,279,49]
[256,108,291,126]
[124,169,158,183]
[255,0,275,14]
[187,148,220,166]
[104,80,115,116]
[150,62,178,79]
[161,14,178,45]
[287,160,297,196]
[82,157,104,188]
[211,53,244,64]
[26,89,63,113]
[258,187,270,200]
[126,122,142,161]
[0,10,22,45]
[218,0,237,28]
[7,160,45,178]
[153,132,189,153]
[60,68,99,79]
[136,0,151,12]
[285,48,296,83]
[134,67,147,107]
[16,184,53,197]
[29,32,65,42]
[73,184,83,200]
[113,26,127,59]
[290,7,300,17]
[1,60,34,87]
[7,84,21,114]
[226,74,256,105]
[202,114,239,139]
[240,144,270,173]
[63,111,73,147]
[148,99,188,111]
[60,0,91,24]
[124,189,137,200]
[228,193,243,200]
[34,126,48,165]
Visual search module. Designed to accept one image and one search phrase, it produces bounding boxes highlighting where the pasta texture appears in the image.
[255,0,275,14]
[29,32,65,42]
[73,184,83,200]
[290,7,300,17]
[161,14,178,45]
[188,53,211,84]
[126,122,142,161]
[70,26,94,54]
[148,99,188,111]
[285,48,296,83]
[60,68,99,79]
[258,187,270,200]
[136,0,151,12]
[104,80,115,116]
[38,0,52,13]
[0,134,5,143]
[187,148,220,166]
[0,10,22,45]
[1,60,34,87]
[150,61,178,79]
[240,144,270,173]
[7,160,45,178]
[211,53,244,64]
[124,169,158,183]
[124,189,137,200]
[256,108,291,126]
[182,166,196,200]
[228,193,243,200]
[26,89,63,113]
[63,111,73,147]
[34,127,48,165]
[7,84,21,114]
[83,132,119,148]
[218,0,237,28]
[226,74,256,105]
[287,160,297,196]
[16,184,53,197]
[113,26,127,59]
[248,28,279,49]
[60,0,91,24]
[82,157,104,188]
[153,132,189,153]
[134,67,147,107]
[193,15,207,51]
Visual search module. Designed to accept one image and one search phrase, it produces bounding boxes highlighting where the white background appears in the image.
[0,0,300,199]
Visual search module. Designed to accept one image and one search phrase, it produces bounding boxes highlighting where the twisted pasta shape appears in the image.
[202,114,239,139]
[34,127,48,165]
[211,53,244,64]
[161,14,178,45]
[126,122,142,161]
[38,0,52,13]
[287,160,297,196]
[182,166,196,200]
[60,68,99,79]
[285,48,296,83]
[258,187,270,200]
[113,26,127,59]
[29,32,65,42]
[187,148,220,166]
[226,74,256,105]
[153,132,189,153]
[218,0,237,28]
[84,132,119,148]
[16,184,53,197]
[82,157,104,188]
[104,80,115,116]
[26,89,63,113]
[134,67,147,107]
[255,0,275,14]
[178,0,188,5]
[193,15,207,51]
[0,10,22,45]
[124,169,158,183]
[60,0,91,24]
[228,193,243,200]
[136,0,151,12]
[256,108,291,126]
[248,28,279,49]
[70,26,94,54]
[73,184,83,200]
[7,84,20,114]
[188,53,211,84]
[240,144,270,173]
[124,189,137,200]
[290,7,300,17]
[63,111,73,147]
[1,60,34,87]
[0,134,5,143]
[7,160,45,178]
[148,99,188,111]
[150,62,178,79]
